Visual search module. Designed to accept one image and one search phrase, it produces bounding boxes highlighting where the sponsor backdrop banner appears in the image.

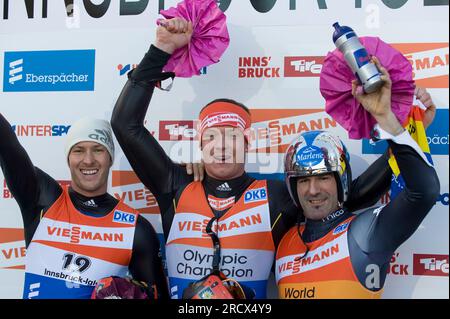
[0,0,448,299]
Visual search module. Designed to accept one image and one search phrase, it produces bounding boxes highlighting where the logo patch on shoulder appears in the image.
[333,222,350,235]
[113,210,136,225]
[244,187,267,204]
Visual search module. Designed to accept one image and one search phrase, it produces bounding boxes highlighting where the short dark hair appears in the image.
[200,98,251,115]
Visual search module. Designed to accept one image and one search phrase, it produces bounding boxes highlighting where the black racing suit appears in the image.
[110,45,393,298]
[0,113,168,299]
[277,134,440,296]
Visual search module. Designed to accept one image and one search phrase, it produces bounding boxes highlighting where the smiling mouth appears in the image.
[309,199,326,206]
[214,155,232,163]
[81,169,99,176]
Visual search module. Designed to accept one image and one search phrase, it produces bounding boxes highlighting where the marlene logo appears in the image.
[296,146,324,166]
[0,228,26,270]
[391,43,449,88]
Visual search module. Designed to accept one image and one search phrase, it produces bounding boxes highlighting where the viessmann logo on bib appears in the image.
[3,50,95,92]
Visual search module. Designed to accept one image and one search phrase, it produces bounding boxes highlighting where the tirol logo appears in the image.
[113,211,136,225]
[244,187,267,204]
[284,56,324,77]
[159,121,197,141]
[362,109,448,155]
[296,146,324,167]
[238,57,280,78]
[3,50,95,92]
[117,63,138,76]
[391,43,449,88]
[413,254,449,277]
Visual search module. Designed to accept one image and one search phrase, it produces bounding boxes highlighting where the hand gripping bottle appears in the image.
[332,22,384,94]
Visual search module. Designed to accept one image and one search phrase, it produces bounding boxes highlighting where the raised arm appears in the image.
[0,113,60,231]
[111,19,194,209]
[349,57,440,258]
[346,85,438,212]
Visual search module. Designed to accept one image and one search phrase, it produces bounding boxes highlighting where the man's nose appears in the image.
[82,150,95,165]
[308,179,321,195]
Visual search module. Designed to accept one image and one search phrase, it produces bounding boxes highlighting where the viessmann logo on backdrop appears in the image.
[248,109,337,153]
[3,50,95,92]
[0,228,26,270]
[158,109,337,153]
[391,43,449,88]
[111,171,159,215]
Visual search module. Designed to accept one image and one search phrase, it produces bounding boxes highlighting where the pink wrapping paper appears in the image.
[158,0,230,78]
[320,36,415,139]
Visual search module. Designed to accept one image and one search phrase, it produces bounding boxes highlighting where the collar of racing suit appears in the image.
[68,186,118,217]
[202,172,255,217]
[301,208,352,243]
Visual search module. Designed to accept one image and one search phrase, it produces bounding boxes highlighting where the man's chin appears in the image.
[303,207,330,220]
[205,164,241,180]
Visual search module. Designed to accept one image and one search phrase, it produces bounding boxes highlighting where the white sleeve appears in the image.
[372,123,432,167]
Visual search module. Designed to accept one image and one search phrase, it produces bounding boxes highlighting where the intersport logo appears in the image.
[11,124,70,137]
[391,43,449,88]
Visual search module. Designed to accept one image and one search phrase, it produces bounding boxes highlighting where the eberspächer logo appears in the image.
[362,109,449,156]
[3,50,95,92]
